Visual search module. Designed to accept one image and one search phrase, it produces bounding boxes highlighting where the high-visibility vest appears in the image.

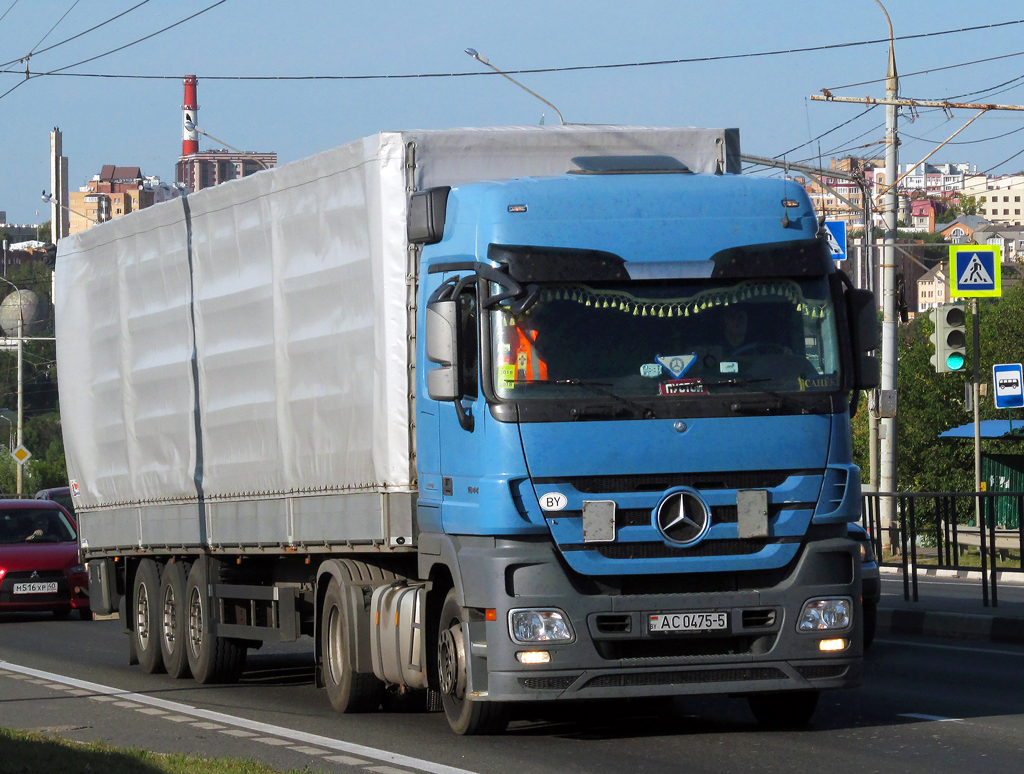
[515,327,548,381]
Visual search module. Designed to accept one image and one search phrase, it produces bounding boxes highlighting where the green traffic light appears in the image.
[946,353,966,371]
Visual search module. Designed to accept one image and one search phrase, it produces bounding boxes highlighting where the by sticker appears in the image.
[539,492,568,511]
[656,354,696,379]
[499,363,516,390]
[720,361,739,374]
[659,378,708,397]
[640,363,663,378]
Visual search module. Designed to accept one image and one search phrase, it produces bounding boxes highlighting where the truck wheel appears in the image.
[748,690,819,729]
[185,560,246,684]
[863,602,877,650]
[133,559,165,674]
[321,578,382,712]
[436,589,507,735]
[159,561,192,678]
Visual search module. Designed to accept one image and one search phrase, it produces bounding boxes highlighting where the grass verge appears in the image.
[0,727,309,774]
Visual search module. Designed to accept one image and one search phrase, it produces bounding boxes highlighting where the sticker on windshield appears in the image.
[720,361,739,374]
[640,363,663,378]
[656,354,696,379]
[798,374,838,391]
[499,363,515,390]
[659,379,708,396]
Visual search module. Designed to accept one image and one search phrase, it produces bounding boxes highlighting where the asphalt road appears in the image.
[1,613,1024,774]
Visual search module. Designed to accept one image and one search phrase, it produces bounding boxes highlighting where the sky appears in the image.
[2,1,1024,225]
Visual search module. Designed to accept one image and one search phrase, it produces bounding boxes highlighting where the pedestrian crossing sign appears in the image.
[950,245,1001,298]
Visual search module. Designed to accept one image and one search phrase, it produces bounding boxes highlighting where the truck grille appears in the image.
[519,676,577,690]
[594,635,767,660]
[536,470,818,494]
[795,664,849,680]
[583,667,787,689]
[562,539,771,559]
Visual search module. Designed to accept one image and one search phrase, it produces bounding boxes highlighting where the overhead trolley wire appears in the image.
[3,17,1024,83]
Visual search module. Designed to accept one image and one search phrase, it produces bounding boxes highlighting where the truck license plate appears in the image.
[13,582,58,595]
[649,611,728,633]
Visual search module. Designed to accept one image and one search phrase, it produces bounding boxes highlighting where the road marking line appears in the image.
[114,701,141,708]
[221,729,257,737]
[289,745,329,755]
[137,708,167,716]
[255,737,293,746]
[89,695,117,702]
[900,713,962,722]
[366,767,416,774]
[163,715,196,723]
[0,659,477,774]
[324,755,370,765]
[192,722,226,730]
[875,638,1024,657]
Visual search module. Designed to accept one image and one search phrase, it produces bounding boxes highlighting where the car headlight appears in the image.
[509,609,574,644]
[858,541,876,564]
[798,597,852,632]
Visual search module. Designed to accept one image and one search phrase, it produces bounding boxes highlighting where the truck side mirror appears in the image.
[425,299,460,401]
[848,288,881,390]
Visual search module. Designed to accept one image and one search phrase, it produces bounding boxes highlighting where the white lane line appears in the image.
[192,722,226,730]
[0,659,477,774]
[289,745,329,755]
[366,767,416,774]
[325,755,370,766]
[875,638,1024,657]
[255,737,293,746]
[900,713,963,723]
[221,729,257,738]
[137,708,167,716]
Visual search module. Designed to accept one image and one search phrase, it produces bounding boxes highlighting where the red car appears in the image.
[0,500,91,619]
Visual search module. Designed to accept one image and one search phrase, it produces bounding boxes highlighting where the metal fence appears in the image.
[862,491,1024,607]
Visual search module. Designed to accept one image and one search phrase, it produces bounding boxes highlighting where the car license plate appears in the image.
[649,611,728,633]
[13,582,58,595]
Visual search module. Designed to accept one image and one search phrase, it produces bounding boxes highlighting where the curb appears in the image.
[879,565,1024,584]
[877,608,1024,646]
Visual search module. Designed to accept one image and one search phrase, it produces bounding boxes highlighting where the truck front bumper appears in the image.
[436,533,862,703]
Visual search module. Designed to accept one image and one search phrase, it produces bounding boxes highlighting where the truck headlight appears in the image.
[798,597,852,632]
[509,609,574,644]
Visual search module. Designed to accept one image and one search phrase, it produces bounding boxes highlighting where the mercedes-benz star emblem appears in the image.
[655,490,711,546]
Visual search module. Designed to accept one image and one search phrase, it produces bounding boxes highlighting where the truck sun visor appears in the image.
[708,237,833,279]
[487,244,630,283]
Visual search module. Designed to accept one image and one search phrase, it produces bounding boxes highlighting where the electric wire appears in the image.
[27,0,80,57]
[825,49,1024,93]
[0,0,153,70]
[2,17,1023,82]
[774,107,877,159]
[0,0,20,27]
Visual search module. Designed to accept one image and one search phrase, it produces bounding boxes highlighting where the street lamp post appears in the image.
[41,192,99,226]
[464,48,567,125]
[0,277,25,495]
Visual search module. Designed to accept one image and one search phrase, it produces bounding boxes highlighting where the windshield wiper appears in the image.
[704,377,789,412]
[513,378,656,419]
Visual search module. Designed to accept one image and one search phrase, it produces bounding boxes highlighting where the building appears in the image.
[175,149,277,192]
[962,174,1024,226]
[970,224,1024,262]
[67,166,184,236]
[801,156,880,227]
[916,263,949,313]
[938,215,990,244]
[898,162,971,197]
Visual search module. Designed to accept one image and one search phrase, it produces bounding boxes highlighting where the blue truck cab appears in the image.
[412,158,880,733]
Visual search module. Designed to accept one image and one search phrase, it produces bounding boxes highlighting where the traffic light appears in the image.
[929,303,967,373]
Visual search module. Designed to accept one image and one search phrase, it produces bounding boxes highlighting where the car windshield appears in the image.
[0,508,77,544]
[491,276,841,399]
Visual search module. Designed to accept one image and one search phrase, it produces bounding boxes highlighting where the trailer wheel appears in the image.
[437,589,507,735]
[185,560,246,684]
[159,561,192,678]
[132,559,165,674]
[321,578,382,712]
[748,690,819,729]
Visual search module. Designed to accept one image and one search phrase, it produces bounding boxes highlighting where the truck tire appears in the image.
[863,602,877,650]
[748,690,819,729]
[159,561,192,678]
[133,559,165,674]
[321,578,382,712]
[185,560,246,684]
[436,589,507,735]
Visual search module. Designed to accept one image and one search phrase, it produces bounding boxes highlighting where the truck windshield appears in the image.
[490,276,841,399]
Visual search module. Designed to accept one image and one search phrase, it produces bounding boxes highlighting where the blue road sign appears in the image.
[824,220,847,263]
[950,246,1001,297]
[993,363,1024,409]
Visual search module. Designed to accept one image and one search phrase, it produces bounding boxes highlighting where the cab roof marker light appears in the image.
[508,204,527,213]
[782,199,801,208]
